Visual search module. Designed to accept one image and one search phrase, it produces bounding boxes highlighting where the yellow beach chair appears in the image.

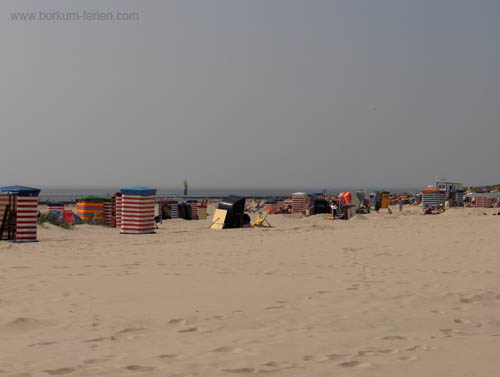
[251,214,272,228]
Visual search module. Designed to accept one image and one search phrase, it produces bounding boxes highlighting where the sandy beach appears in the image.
[1,206,500,377]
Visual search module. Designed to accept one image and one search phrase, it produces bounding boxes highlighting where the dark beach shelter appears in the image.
[158,199,179,220]
[0,185,41,242]
[448,189,465,207]
[218,195,246,228]
[120,187,157,234]
[308,192,324,198]
[310,198,330,215]
[177,201,192,220]
[186,199,199,220]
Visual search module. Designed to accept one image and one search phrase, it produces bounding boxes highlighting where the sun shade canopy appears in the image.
[120,187,157,197]
[0,185,41,197]
[75,196,110,202]
[218,195,245,214]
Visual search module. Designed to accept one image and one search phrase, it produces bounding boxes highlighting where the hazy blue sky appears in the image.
[1,0,499,190]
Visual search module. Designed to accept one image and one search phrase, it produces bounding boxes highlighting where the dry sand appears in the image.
[1,206,500,377]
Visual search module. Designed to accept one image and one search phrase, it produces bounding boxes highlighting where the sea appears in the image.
[38,187,421,202]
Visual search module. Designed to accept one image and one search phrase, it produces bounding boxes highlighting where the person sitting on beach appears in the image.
[423,205,432,215]
[363,199,371,212]
[241,214,252,228]
[435,203,446,214]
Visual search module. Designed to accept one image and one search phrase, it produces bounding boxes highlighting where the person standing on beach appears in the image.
[399,198,403,212]
[330,199,338,219]
[375,192,381,212]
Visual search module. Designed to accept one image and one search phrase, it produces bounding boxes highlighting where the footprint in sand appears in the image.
[337,360,373,368]
[357,349,395,356]
[382,335,406,341]
[82,358,109,365]
[83,337,108,343]
[440,328,454,337]
[178,327,198,333]
[1,317,52,335]
[399,355,419,361]
[115,327,144,336]
[156,354,181,360]
[221,368,255,374]
[168,318,188,326]
[459,292,500,304]
[42,368,75,375]
[304,353,348,362]
[259,361,299,373]
[212,346,244,354]
[263,361,280,367]
[28,341,58,347]
[406,345,431,352]
[125,365,156,372]
[337,361,361,368]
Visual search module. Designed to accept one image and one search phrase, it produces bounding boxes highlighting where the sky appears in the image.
[1,0,499,190]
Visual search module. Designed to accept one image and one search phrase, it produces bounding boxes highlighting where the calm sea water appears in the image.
[38,187,420,201]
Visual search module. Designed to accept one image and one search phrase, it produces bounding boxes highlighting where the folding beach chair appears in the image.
[209,209,227,230]
[251,214,272,228]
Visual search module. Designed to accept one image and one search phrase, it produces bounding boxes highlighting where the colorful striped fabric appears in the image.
[475,196,494,208]
[197,205,207,219]
[115,195,122,228]
[111,196,116,227]
[170,202,178,218]
[47,202,64,213]
[422,189,446,209]
[292,193,308,214]
[103,201,112,226]
[76,201,104,222]
[340,192,352,206]
[15,196,38,242]
[120,195,156,234]
[189,202,199,220]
